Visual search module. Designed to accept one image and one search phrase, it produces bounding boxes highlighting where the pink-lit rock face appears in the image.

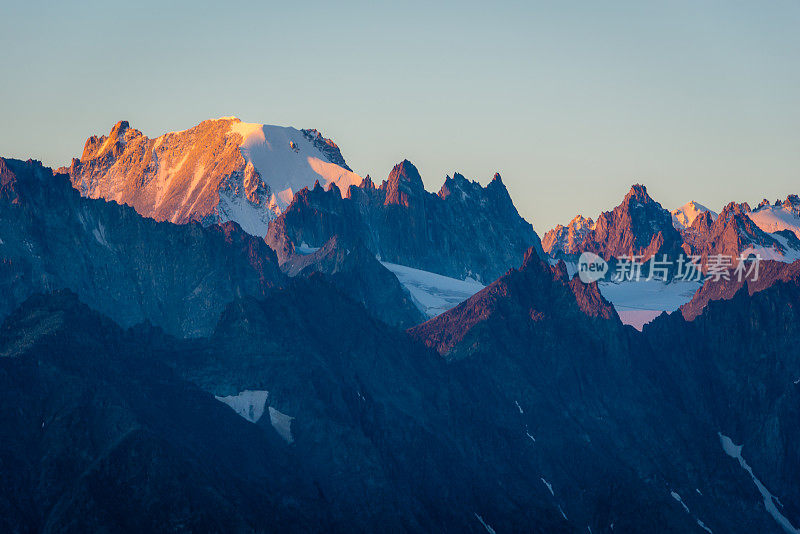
[64,118,362,237]
[579,184,684,262]
[542,214,595,256]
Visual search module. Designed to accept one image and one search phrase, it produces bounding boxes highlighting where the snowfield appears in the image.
[229,120,363,215]
[380,262,485,318]
[215,390,295,443]
[381,259,702,329]
[741,232,800,264]
[671,201,717,230]
[215,390,269,423]
[748,205,800,240]
[598,279,702,330]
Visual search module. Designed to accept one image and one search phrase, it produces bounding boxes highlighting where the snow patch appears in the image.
[269,406,294,444]
[474,513,497,534]
[296,242,321,255]
[92,222,110,248]
[380,261,484,318]
[697,519,713,533]
[215,390,269,423]
[216,190,275,237]
[719,432,800,534]
[215,390,294,443]
[671,491,690,514]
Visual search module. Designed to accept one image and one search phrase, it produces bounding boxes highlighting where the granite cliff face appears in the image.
[578,184,684,261]
[267,160,545,283]
[63,118,362,236]
[541,214,595,256]
[0,157,283,337]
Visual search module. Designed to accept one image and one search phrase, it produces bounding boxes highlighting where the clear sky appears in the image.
[2,0,798,232]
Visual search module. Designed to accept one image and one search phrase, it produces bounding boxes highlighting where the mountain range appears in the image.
[544,185,800,270]
[2,117,800,533]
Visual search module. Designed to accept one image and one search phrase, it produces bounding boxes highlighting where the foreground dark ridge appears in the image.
[2,249,799,531]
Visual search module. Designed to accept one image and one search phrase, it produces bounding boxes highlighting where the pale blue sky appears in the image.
[1,0,798,231]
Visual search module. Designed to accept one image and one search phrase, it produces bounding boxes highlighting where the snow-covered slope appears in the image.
[230,120,362,210]
[215,390,269,423]
[380,261,484,318]
[748,196,800,239]
[65,118,362,237]
[599,279,702,330]
[215,389,294,443]
[671,201,717,230]
[740,232,800,263]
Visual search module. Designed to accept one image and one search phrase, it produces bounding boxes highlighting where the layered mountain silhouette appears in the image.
[545,184,800,270]
[4,251,800,531]
[681,202,800,267]
[267,160,544,283]
[2,117,800,533]
[0,157,283,337]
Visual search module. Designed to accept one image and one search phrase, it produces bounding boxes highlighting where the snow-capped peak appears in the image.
[227,118,363,212]
[66,117,363,239]
[671,201,717,230]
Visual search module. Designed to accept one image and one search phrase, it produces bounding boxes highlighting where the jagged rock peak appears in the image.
[541,214,595,256]
[720,201,751,219]
[326,182,341,197]
[623,183,654,205]
[1,157,51,202]
[386,159,423,188]
[81,120,141,160]
[360,174,375,189]
[300,128,352,171]
[522,245,548,271]
[383,159,424,206]
[689,209,716,232]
